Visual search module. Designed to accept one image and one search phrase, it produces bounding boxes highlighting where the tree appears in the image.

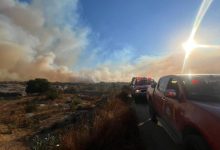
[26,78,50,94]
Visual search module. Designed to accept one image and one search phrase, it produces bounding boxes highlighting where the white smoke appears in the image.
[0,0,219,82]
[0,0,89,82]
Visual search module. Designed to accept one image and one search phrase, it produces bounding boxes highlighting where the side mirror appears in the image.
[151,82,157,88]
[130,83,134,88]
[165,89,177,98]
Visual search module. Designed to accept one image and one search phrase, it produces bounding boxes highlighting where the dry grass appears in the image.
[0,83,134,150]
[62,99,142,150]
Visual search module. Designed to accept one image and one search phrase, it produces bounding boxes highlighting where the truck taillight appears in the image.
[192,79,200,84]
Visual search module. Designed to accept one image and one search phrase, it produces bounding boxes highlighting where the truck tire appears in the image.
[149,105,158,124]
[184,134,210,150]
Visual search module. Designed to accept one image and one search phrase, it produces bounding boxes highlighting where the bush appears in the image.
[26,78,50,94]
[116,85,131,102]
[32,134,61,150]
[46,89,59,100]
[70,97,81,111]
[64,87,77,94]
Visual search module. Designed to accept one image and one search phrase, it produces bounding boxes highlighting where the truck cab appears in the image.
[130,77,153,103]
[148,74,220,150]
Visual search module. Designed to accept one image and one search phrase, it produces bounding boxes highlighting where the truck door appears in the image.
[153,77,170,117]
[163,77,182,131]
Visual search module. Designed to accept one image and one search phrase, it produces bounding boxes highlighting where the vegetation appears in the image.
[26,78,50,94]
[14,115,39,129]
[46,89,59,100]
[32,134,61,150]
[62,92,142,150]
[70,97,82,111]
[25,102,37,113]
[0,82,141,150]
[116,85,131,102]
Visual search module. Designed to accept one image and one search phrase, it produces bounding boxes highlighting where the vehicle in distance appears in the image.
[130,77,153,103]
[147,74,220,150]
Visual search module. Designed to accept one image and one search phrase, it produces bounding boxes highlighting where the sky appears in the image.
[0,0,220,82]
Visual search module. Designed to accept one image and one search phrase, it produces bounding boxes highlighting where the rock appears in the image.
[0,124,12,134]
[40,104,46,107]
[53,103,59,107]
[65,98,72,103]
[62,104,70,110]
[26,113,34,118]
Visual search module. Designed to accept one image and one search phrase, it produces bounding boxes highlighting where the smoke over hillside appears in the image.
[0,0,87,82]
[0,0,220,82]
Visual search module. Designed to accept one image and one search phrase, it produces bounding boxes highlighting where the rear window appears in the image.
[158,77,170,92]
[136,79,152,85]
[181,75,220,102]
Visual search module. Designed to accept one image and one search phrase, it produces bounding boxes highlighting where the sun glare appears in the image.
[181,0,213,73]
[181,39,198,73]
[182,39,198,54]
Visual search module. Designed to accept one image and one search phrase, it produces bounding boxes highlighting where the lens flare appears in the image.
[182,0,214,73]
[182,39,198,73]
[182,39,198,55]
[198,44,220,49]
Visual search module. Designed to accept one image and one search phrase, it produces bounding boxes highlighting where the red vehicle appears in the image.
[147,74,220,150]
[130,77,153,103]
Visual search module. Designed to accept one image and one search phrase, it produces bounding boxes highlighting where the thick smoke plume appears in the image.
[80,48,220,82]
[0,0,88,82]
[0,0,220,82]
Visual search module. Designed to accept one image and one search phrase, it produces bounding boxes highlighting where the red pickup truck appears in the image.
[130,77,153,103]
[147,74,220,150]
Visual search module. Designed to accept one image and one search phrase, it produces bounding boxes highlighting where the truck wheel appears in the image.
[184,134,210,150]
[149,105,158,124]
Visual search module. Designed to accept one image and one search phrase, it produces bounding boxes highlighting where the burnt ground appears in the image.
[132,101,185,150]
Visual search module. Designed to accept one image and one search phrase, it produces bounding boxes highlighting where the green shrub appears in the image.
[32,134,61,150]
[70,97,81,111]
[46,89,59,100]
[26,78,50,94]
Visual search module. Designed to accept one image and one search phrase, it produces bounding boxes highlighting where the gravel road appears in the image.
[132,101,185,150]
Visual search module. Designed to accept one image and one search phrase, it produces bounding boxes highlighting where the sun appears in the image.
[181,39,198,73]
[182,39,198,54]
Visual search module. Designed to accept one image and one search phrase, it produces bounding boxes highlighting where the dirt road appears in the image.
[132,102,184,150]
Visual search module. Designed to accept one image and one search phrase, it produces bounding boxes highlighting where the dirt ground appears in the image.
[0,94,104,149]
[0,82,127,149]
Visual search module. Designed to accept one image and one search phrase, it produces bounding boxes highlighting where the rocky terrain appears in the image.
[0,82,129,150]
[0,82,26,98]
